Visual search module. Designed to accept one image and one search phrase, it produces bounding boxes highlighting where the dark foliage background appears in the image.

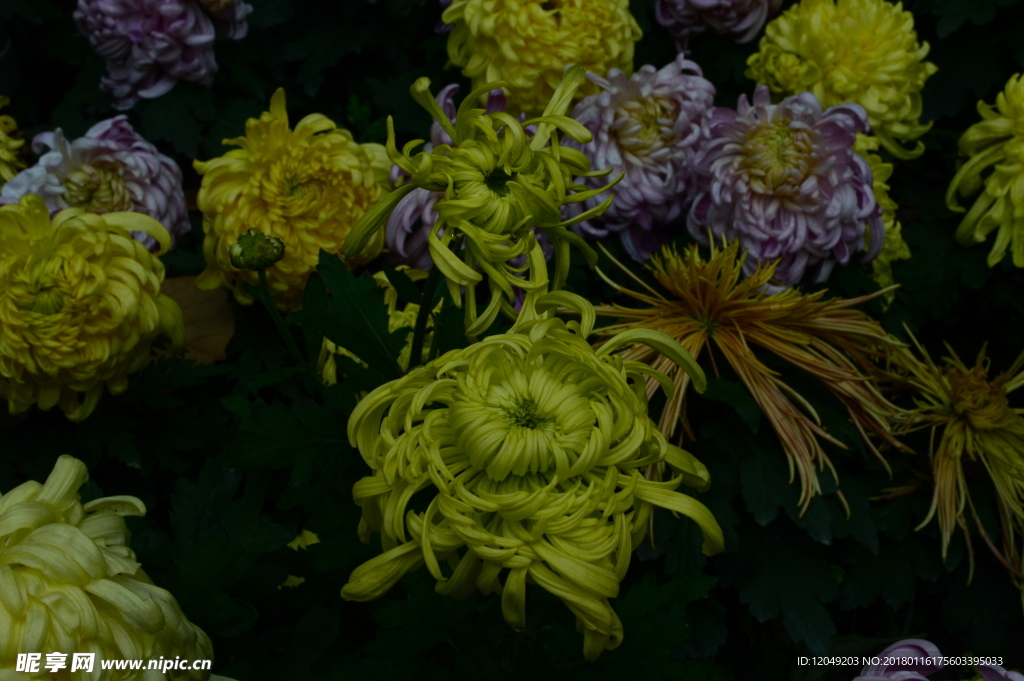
[1,0,1023,679]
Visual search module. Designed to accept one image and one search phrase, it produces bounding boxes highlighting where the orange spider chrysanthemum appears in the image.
[593,240,907,513]
[890,337,1024,589]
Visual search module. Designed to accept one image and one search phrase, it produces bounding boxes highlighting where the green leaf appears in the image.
[931,0,1017,37]
[382,266,423,305]
[140,83,216,158]
[169,462,292,637]
[701,377,761,433]
[738,441,797,525]
[738,527,840,654]
[317,250,406,379]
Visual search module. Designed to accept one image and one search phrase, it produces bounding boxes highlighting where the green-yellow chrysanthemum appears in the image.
[442,0,642,117]
[891,337,1024,591]
[746,0,937,159]
[855,134,911,303]
[319,269,434,383]
[947,73,1024,269]
[195,88,391,313]
[344,65,621,338]
[0,194,184,421]
[0,455,213,680]
[0,95,27,184]
[340,293,723,661]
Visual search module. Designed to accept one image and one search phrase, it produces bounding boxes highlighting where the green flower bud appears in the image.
[229,228,285,270]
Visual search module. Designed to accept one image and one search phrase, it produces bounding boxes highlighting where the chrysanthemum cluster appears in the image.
[565,54,716,263]
[73,0,253,110]
[341,292,722,660]
[344,66,621,337]
[656,0,782,47]
[947,73,1024,269]
[441,0,642,116]
[687,85,883,286]
[0,455,212,678]
[1,116,190,250]
[195,88,391,312]
[0,195,184,421]
[746,0,937,159]
[0,96,27,184]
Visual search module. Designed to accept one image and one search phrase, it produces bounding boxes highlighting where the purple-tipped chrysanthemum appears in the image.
[564,54,715,262]
[853,639,944,681]
[656,0,782,48]
[0,116,189,250]
[687,85,883,286]
[386,84,550,270]
[74,0,252,110]
[979,665,1024,681]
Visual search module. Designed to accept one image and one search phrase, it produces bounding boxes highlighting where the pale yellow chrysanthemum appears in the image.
[318,269,434,384]
[947,73,1024,268]
[0,96,27,184]
[746,0,937,159]
[890,337,1024,591]
[0,194,184,421]
[442,0,642,117]
[855,134,911,303]
[341,293,722,661]
[195,88,391,313]
[0,455,212,680]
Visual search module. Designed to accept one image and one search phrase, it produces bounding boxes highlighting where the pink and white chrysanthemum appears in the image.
[564,54,716,262]
[687,85,883,286]
[73,0,252,110]
[0,116,189,250]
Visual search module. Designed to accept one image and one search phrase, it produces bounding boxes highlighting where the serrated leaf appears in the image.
[317,251,406,379]
[738,443,797,525]
[738,529,839,654]
[382,266,422,305]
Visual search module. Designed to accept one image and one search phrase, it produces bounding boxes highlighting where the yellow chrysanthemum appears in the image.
[195,88,391,312]
[319,269,434,384]
[855,134,911,303]
[442,0,642,117]
[890,338,1024,590]
[0,194,184,421]
[0,96,27,184]
[947,73,1024,268]
[345,66,621,337]
[341,293,722,661]
[594,240,908,514]
[746,0,937,159]
[0,455,212,680]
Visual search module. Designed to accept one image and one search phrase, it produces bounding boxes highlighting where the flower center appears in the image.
[946,366,1014,431]
[504,398,544,429]
[29,286,64,315]
[743,119,813,192]
[63,163,134,214]
[485,169,514,196]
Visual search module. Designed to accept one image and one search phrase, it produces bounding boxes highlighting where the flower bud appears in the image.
[229,228,285,270]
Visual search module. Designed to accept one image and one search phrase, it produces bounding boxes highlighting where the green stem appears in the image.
[409,265,443,369]
[427,299,444,362]
[258,268,308,370]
